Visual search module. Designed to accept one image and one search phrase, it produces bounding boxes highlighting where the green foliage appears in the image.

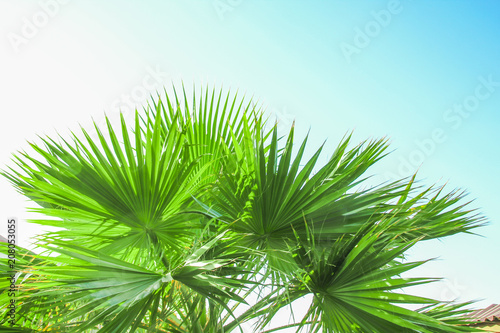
[0,86,485,332]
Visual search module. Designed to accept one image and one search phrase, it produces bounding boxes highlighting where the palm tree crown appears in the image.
[0,86,485,332]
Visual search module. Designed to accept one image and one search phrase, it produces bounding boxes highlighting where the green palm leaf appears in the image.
[1,86,485,332]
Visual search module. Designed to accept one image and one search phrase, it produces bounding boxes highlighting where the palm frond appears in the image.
[0,85,486,332]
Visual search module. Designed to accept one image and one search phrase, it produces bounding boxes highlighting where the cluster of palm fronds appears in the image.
[0,87,485,332]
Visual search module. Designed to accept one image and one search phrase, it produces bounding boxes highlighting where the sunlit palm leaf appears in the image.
[0,86,486,332]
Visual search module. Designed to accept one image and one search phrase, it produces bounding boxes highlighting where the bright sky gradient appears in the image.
[1,0,499,323]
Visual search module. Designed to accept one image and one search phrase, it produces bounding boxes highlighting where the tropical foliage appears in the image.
[0,87,485,332]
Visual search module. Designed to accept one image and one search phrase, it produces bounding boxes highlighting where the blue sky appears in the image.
[1,0,499,319]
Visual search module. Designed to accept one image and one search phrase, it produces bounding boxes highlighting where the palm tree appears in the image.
[0,86,485,332]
